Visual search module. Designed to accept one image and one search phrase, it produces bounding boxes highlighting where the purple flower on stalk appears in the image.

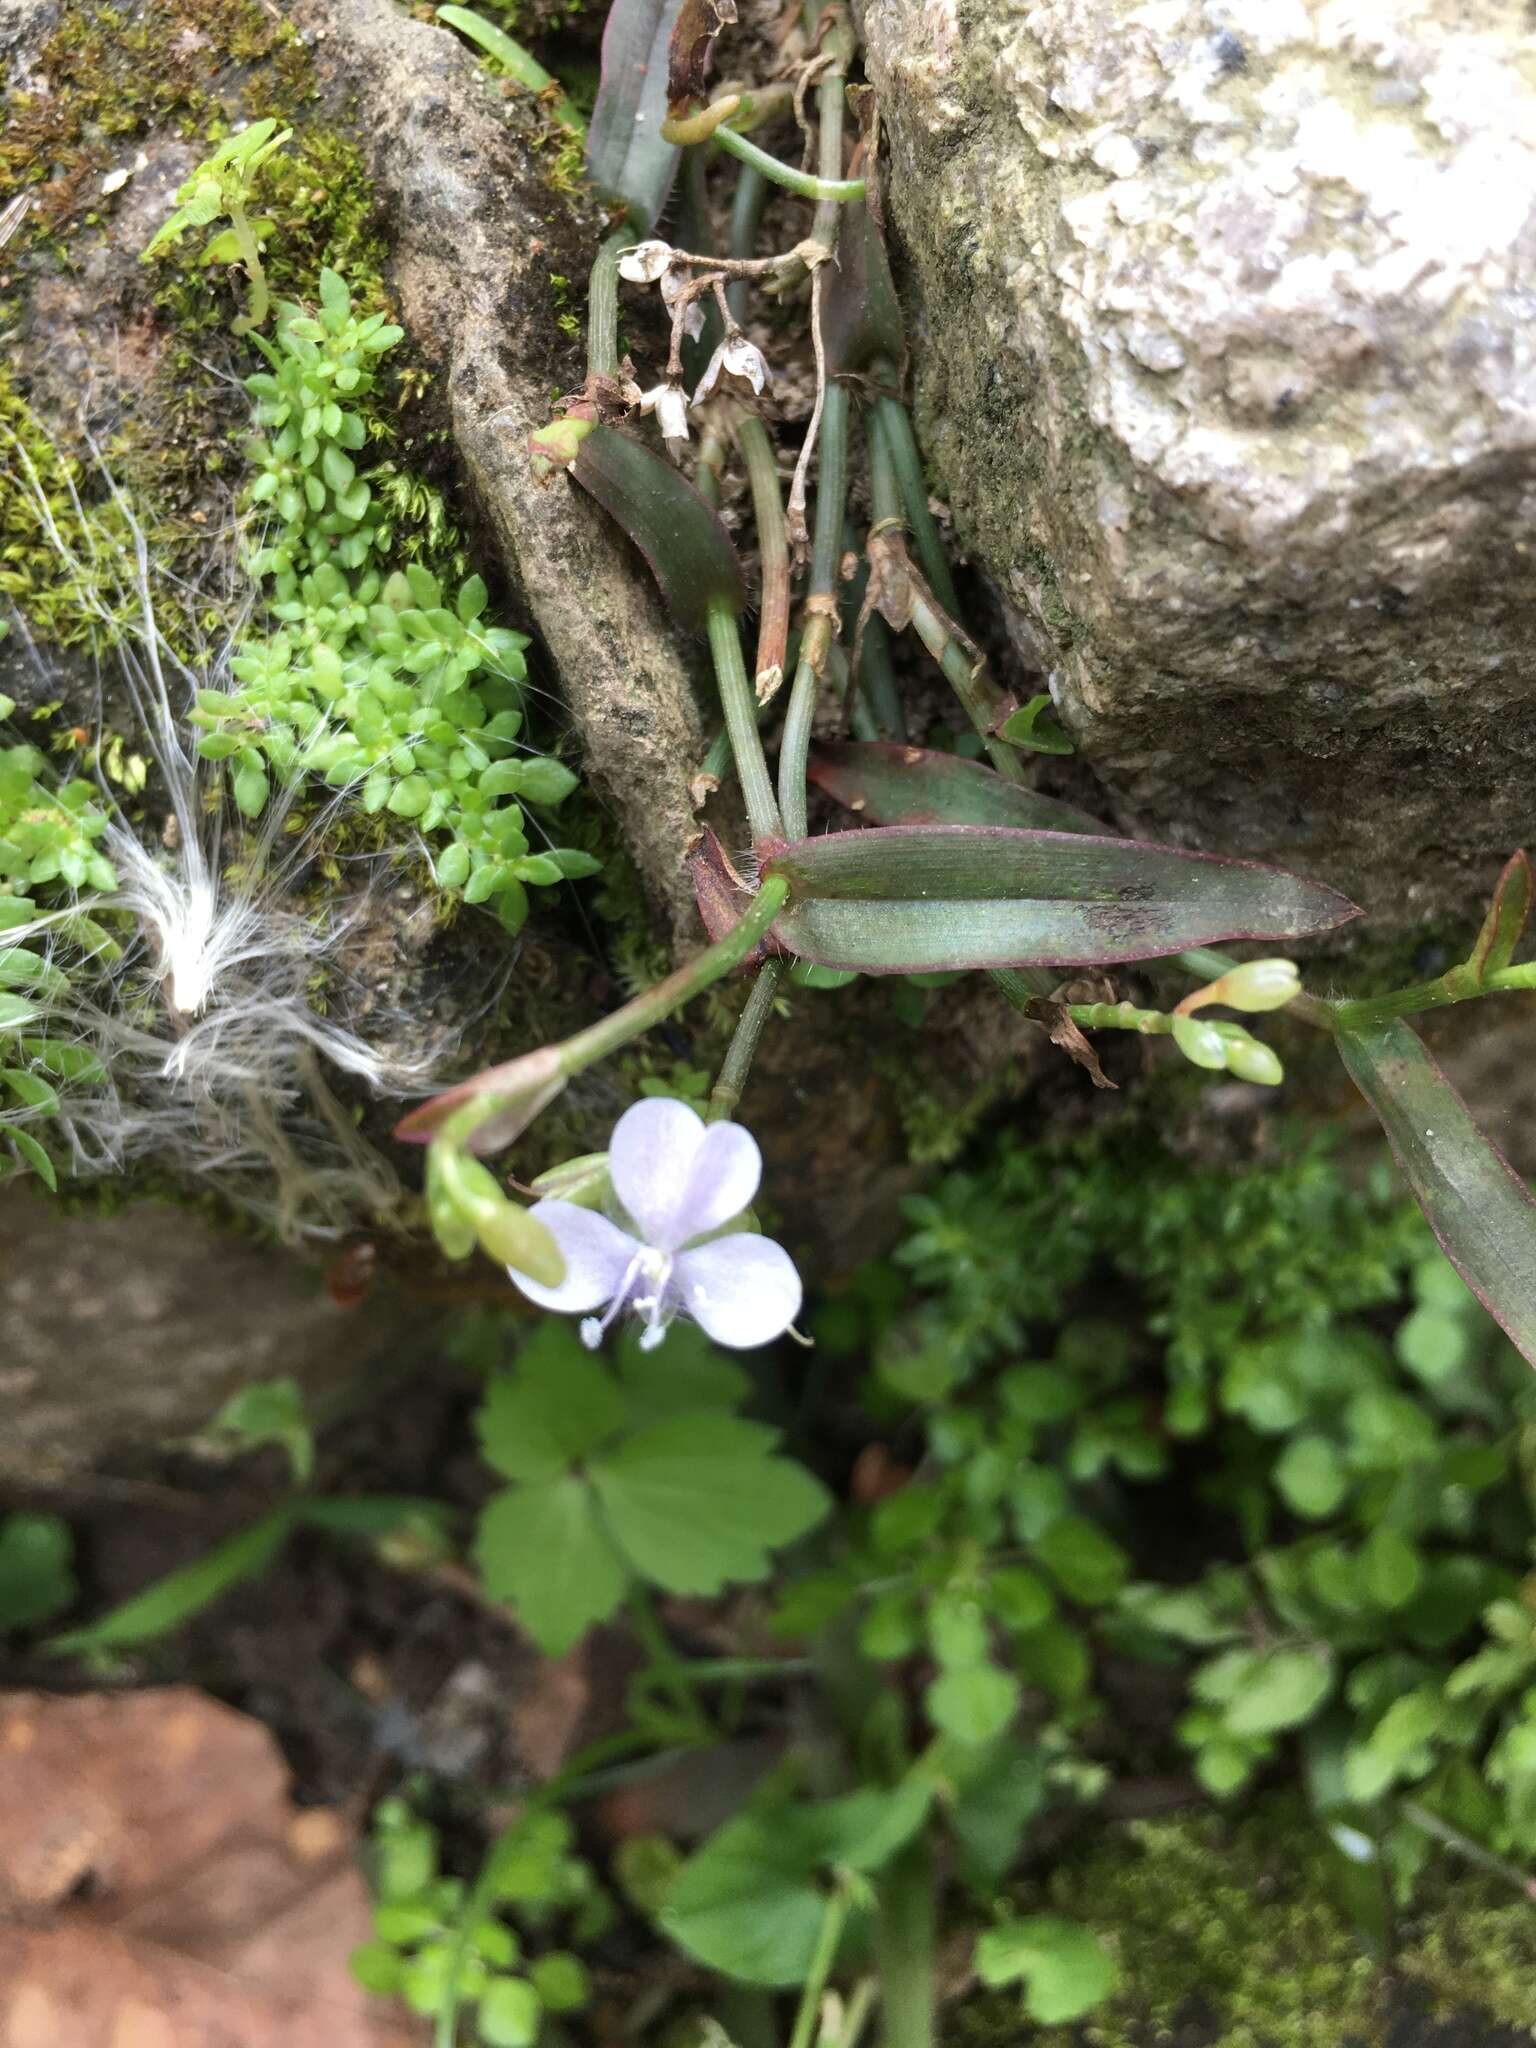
[511,1098,802,1352]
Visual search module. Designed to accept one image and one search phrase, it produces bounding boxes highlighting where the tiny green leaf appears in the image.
[975,1916,1118,2025]
[474,1477,629,1655]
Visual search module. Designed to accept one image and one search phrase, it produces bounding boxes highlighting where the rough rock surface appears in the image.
[296,0,710,943]
[0,1185,425,1480]
[859,0,1536,931]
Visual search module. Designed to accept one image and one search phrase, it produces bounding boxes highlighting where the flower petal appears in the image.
[618,238,673,282]
[671,1233,801,1349]
[608,1096,709,1247]
[510,1200,637,1313]
[674,1120,762,1243]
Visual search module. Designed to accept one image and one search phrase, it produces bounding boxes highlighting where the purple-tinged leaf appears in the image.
[1336,1015,1536,1366]
[765,824,1358,973]
[573,423,746,631]
[1468,849,1532,983]
[810,743,1105,836]
[588,0,685,230]
[822,202,905,380]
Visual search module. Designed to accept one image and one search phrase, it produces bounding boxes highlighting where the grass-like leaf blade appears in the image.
[1335,1013,1536,1366]
[46,1509,294,1654]
[587,0,685,229]
[767,824,1359,973]
[1467,849,1532,982]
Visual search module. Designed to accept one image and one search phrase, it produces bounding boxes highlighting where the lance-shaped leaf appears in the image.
[766,824,1358,973]
[587,0,685,229]
[573,423,746,632]
[810,742,1105,836]
[1467,849,1532,983]
[1335,1014,1536,1366]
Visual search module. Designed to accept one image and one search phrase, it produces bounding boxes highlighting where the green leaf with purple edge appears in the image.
[586,0,685,230]
[765,824,1360,974]
[810,742,1105,835]
[572,425,746,633]
[1466,849,1532,983]
[1335,1013,1536,1367]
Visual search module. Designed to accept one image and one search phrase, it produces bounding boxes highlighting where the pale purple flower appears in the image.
[510,1098,802,1352]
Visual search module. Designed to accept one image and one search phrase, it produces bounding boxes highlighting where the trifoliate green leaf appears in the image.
[660,1813,829,1987]
[975,1915,1117,2024]
[476,1330,626,1481]
[474,1476,627,1655]
[589,1414,830,1596]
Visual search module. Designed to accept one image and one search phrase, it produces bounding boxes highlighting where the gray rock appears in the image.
[859,0,1536,930]
[294,0,711,943]
[0,1184,423,1481]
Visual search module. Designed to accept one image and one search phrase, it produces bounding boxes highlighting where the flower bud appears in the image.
[1172,1013,1227,1071]
[1221,1033,1284,1086]
[1202,958,1300,1013]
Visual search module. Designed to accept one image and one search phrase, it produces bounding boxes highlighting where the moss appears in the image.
[0,0,315,249]
[0,368,155,654]
[955,1795,1536,2048]
[1004,1798,1382,2048]
[1398,1880,1536,2028]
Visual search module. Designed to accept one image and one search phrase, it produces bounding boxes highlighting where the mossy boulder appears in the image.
[859,0,1536,935]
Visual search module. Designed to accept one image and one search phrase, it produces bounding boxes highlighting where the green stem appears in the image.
[789,1886,852,2048]
[587,228,626,379]
[908,591,1020,780]
[870,389,958,618]
[714,125,866,204]
[865,406,1020,781]
[989,965,1061,1009]
[736,411,791,693]
[709,958,785,1121]
[228,204,269,334]
[810,15,858,258]
[1334,959,1536,1030]
[1400,1799,1536,1899]
[1066,999,1172,1035]
[874,1842,935,2048]
[727,162,770,325]
[628,1585,715,1742]
[841,515,904,740]
[831,1978,879,2048]
[780,378,850,837]
[709,595,784,841]
[555,871,790,1082]
[435,1828,509,2048]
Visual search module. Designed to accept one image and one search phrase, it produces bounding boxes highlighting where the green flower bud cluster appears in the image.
[1171,1013,1284,1086]
[193,271,600,931]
